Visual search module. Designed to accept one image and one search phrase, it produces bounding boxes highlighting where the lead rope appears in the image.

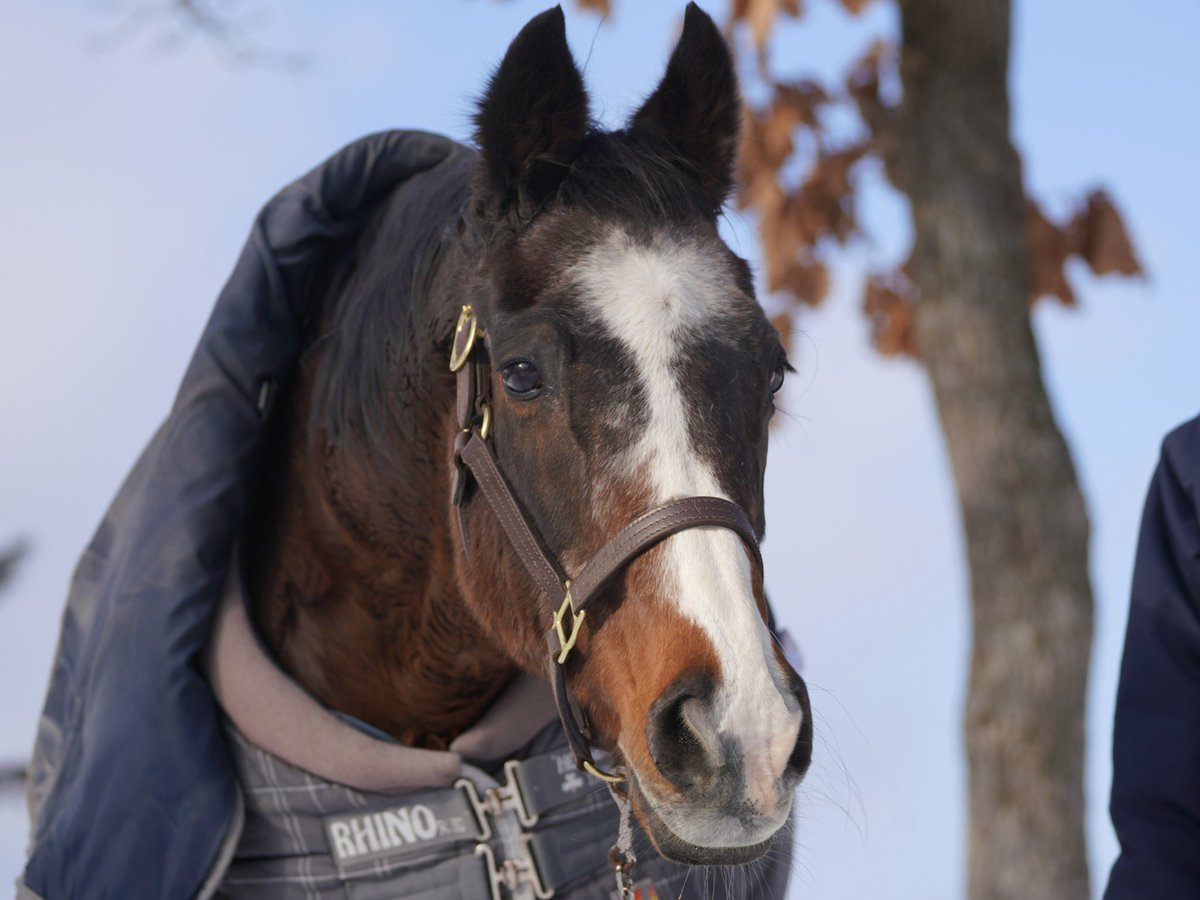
[608,786,637,898]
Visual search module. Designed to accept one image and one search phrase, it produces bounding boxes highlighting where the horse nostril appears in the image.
[787,677,814,779]
[678,697,721,764]
[647,676,721,791]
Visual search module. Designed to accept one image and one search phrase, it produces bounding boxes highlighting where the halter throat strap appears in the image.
[448,305,763,782]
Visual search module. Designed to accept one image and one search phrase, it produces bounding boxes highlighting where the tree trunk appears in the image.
[893,1,1093,897]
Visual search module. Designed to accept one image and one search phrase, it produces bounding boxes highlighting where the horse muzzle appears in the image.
[625,669,812,865]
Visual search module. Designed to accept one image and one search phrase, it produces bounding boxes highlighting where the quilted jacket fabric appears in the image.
[21,131,470,899]
[1105,413,1200,897]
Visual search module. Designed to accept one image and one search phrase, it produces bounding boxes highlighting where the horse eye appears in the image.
[769,364,786,395]
[501,360,544,398]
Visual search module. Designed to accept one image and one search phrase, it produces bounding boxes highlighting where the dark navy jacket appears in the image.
[1105,413,1200,897]
[20,131,472,899]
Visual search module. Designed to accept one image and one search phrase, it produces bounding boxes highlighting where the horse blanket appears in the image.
[18,133,793,899]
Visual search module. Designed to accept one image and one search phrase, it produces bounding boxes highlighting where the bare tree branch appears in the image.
[88,0,309,71]
[0,538,29,599]
[0,763,27,797]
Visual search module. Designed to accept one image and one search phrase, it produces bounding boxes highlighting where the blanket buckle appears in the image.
[477,839,554,900]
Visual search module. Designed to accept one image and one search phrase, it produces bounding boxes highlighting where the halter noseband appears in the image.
[448,305,763,783]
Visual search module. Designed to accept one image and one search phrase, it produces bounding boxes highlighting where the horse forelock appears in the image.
[557,130,721,223]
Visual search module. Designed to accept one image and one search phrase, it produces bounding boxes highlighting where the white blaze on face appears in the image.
[571,228,802,838]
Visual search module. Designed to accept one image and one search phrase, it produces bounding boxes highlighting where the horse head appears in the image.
[452,3,812,866]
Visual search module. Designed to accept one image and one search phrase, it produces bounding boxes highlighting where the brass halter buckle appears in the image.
[476,401,491,442]
[552,581,585,665]
[552,583,627,784]
[448,304,478,373]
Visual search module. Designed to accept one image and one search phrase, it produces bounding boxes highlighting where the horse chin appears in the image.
[628,774,778,867]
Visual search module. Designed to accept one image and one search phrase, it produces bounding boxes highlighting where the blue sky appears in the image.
[1,1,1197,896]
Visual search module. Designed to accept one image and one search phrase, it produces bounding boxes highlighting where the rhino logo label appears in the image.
[325,803,471,869]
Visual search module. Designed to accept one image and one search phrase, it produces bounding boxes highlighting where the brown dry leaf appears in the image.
[737,108,769,208]
[791,144,867,245]
[738,82,827,208]
[847,39,889,116]
[772,80,827,133]
[1070,190,1143,277]
[759,198,796,292]
[771,312,794,350]
[738,168,781,214]
[751,145,863,305]
[817,145,865,197]
[737,110,768,208]
[758,196,830,307]
[863,271,918,357]
[782,258,830,306]
[846,39,900,178]
[784,193,825,248]
[730,0,802,56]
[576,0,611,15]
[1025,198,1075,306]
[762,105,799,167]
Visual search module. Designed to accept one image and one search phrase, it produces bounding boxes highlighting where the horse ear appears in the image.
[631,3,741,212]
[474,6,590,218]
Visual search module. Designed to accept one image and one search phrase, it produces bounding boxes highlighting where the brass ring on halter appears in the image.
[448,305,477,373]
[478,402,491,441]
[583,759,626,784]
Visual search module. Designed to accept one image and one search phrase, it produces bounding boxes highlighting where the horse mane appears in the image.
[303,149,475,460]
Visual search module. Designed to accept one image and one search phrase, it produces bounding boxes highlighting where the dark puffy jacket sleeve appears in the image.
[1105,413,1200,898]
[20,131,468,900]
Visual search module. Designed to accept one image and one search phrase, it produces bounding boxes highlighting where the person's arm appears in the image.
[1105,414,1200,898]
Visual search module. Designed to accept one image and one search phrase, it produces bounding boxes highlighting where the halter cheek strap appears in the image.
[448,305,763,783]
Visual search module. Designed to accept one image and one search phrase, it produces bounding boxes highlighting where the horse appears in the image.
[16,4,815,894]
[234,1,813,879]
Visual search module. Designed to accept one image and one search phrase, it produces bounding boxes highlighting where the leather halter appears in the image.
[449,305,763,783]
